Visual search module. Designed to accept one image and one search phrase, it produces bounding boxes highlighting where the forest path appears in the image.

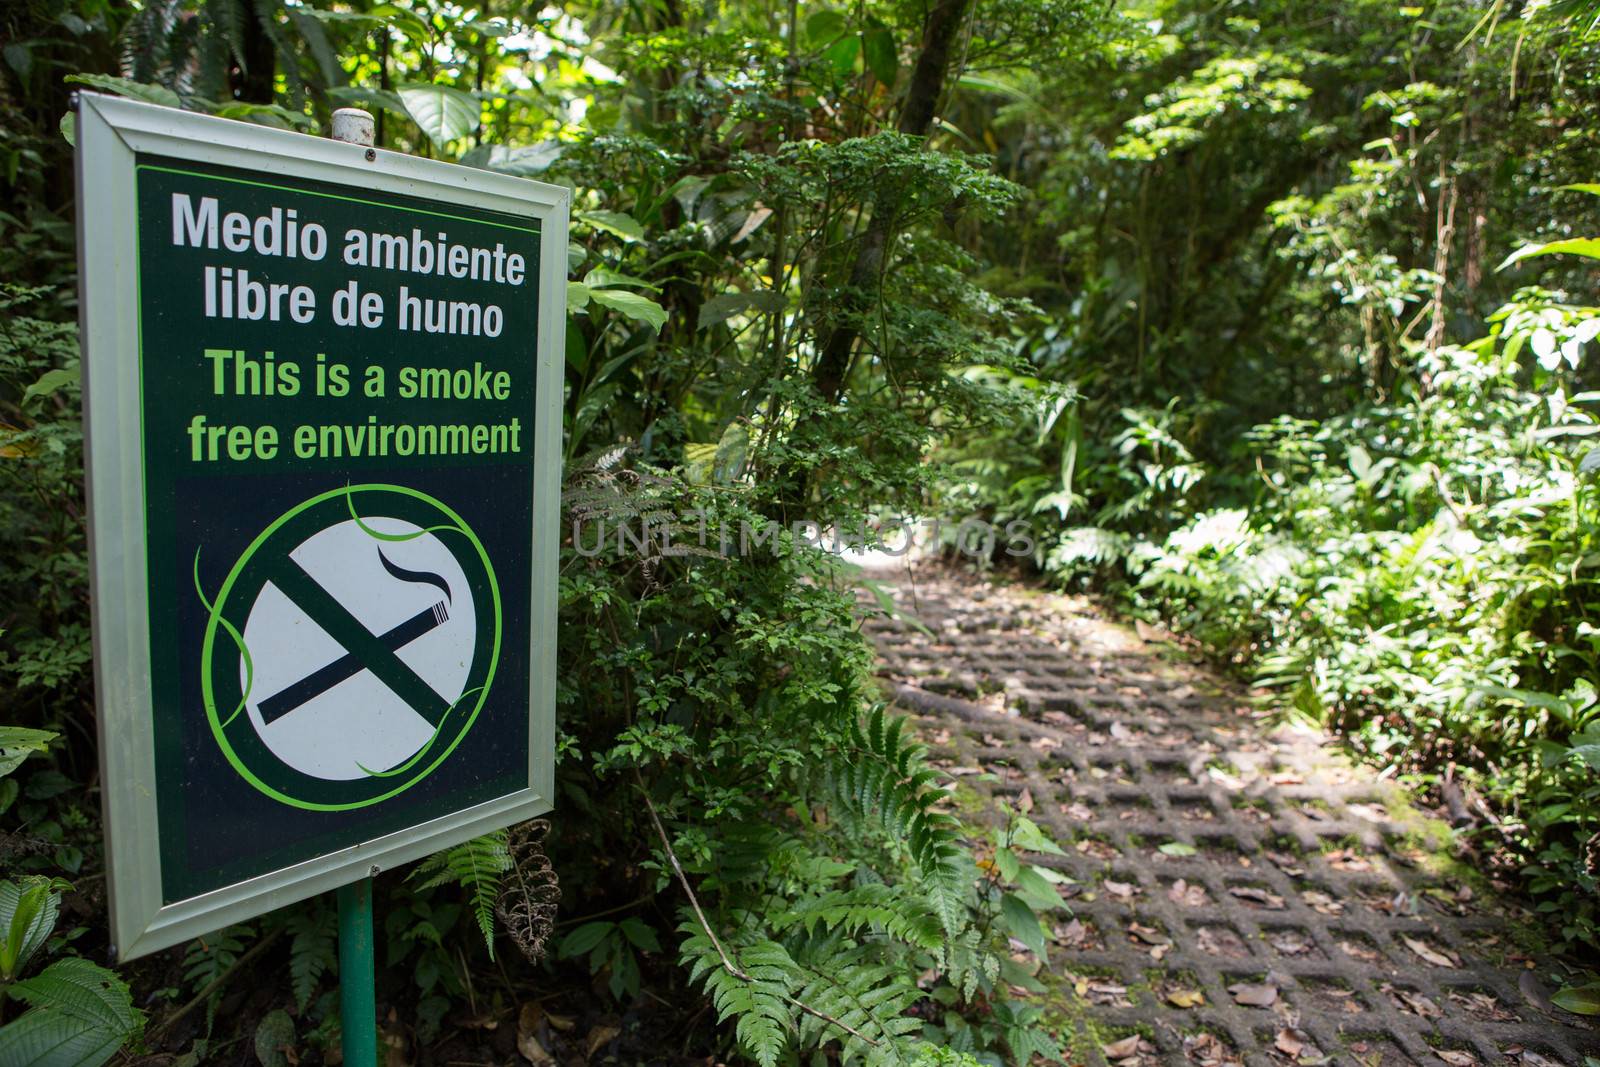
[859,564,1598,1067]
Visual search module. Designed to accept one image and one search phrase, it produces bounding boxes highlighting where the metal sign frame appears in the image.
[75,93,564,960]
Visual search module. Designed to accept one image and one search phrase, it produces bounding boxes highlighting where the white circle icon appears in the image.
[239,516,477,781]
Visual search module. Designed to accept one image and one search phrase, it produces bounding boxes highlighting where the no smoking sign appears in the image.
[79,97,560,958]
[200,485,501,811]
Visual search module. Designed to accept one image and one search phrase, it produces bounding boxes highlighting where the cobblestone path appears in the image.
[860,565,1599,1067]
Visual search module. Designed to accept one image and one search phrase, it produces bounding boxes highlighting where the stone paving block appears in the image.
[860,567,1599,1067]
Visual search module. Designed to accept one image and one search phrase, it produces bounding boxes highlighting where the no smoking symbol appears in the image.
[200,485,501,811]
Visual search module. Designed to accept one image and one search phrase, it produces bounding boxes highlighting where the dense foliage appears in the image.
[5,0,1600,1062]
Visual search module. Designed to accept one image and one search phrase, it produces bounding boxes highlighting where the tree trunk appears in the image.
[236,1,277,104]
[811,0,972,403]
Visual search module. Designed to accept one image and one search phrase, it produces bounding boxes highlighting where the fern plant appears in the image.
[656,702,1061,1066]
[411,831,512,958]
[282,901,336,1012]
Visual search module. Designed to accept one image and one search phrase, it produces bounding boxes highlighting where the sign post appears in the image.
[337,877,377,1067]
[73,90,565,988]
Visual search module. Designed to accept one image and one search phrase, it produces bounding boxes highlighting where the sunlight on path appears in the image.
[859,564,1599,1067]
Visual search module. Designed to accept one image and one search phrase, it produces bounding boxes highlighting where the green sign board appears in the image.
[75,94,565,960]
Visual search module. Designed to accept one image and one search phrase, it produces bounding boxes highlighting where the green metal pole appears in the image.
[337,877,378,1067]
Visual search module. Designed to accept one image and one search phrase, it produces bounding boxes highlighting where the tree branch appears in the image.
[811,0,975,404]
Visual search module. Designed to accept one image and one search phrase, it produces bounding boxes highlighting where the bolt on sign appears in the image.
[75,94,566,960]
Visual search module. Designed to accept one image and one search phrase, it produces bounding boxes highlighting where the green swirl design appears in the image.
[193,550,253,729]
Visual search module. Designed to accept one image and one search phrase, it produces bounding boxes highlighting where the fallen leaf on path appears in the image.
[1228,885,1286,909]
[1302,890,1344,915]
[1196,925,1250,958]
[517,1032,554,1066]
[1228,981,1279,1007]
[1128,922,1170,946]
[1339,939,1380,962]
[1324,848,1372,872]
[1447,989,1517,1021]
[1168,879,1208,906]
[1274,1029,1306,1057]
[1264,851,1305,877]
[1519,971,1555,1013]
[1384,985,1442,1018]
[1102,1035,1142,1059]
[1104,879,1139,899]
[1268,929,1314,956]
[586,1022,622,1059]
[1085,980,1131,1006]
[1436,1052,1476,1066]
[1183,1031,1240,1066]
[1168,989,1205,1008]
[1401,935,1458,968]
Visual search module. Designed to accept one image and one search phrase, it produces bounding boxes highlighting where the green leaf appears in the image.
[993,845,1021,884]
[253,1010,295,1067]
[365,5,431,42]
[5,43,32,81]
[589,289,668,333]
[396,84,479,147]
[0,957,143,1067]
[1014,865,1068,911]
[577,211,645,242]
[1552,981,1600,1016]
[211,103,312,129]
[567,281,592,311]
[557,921,615,959]
[805,10,848,47]
[59,112,74,147]
[1347,443,1372,482]
[712,421,749,484]
[583,268,659,292]
[65,74,180,109]
[460,143,562,176]
[957,74,1028,101]
[0,726,56,779]
[1559,183,1600,198]
[863,25,898,88]
[698,291,785,331]
[1159,842,1198,857]
[618,917,660,952]
[824,35,860,77]
[1000,893,1047,960]
[1499,237,1600,270]
[22,368,79,408]
[1009,817,1065,855]
[0,881,60,980]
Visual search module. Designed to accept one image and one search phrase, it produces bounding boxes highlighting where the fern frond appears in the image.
[284,903,336,1010]
[828,706,967,893]
[413,832,512,959]
[790,943,922,1066]
[680,930,799,1067]
[775,885,943,952]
